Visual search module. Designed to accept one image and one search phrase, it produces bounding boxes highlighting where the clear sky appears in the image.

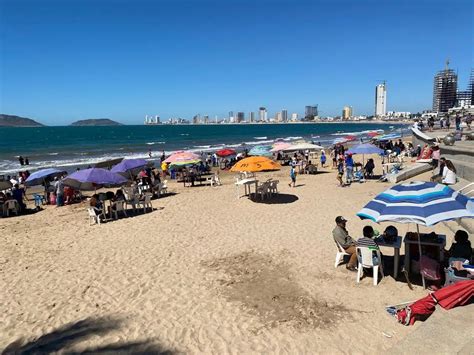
[0,0,472,125]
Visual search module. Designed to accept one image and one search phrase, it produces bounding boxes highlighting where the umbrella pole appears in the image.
[416,224,426,289]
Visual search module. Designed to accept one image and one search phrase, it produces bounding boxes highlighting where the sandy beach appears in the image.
[0,162,462,353]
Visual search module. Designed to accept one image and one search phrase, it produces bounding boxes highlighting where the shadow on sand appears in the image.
[250,193,299,204]
[2,317,174,355]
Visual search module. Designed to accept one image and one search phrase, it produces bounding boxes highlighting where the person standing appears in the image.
[18,156,24,166]
[455,115,461,131]
[345,153,354,184]
[54,177,65,206]
[332,216,357,271]
[320,150,326,168]
[336,157,344,186]
[288,164,296,188]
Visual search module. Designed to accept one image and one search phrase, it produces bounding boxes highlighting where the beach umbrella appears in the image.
[111,158,148,175]
[396,280,474,325]
[347,143,384,155]
[164,151,200,164]
[344,135,357,142]
[230,156,281,172]
[0,180,13,190]
[357,181,474,288]
[280,143,324,152]
[216,148,236,157]
[25,168,65,187]
[63,168,128,191]
[347,143,384,165]
[248,145,273,157]
[367,131,380,137]
[270,142,292,152]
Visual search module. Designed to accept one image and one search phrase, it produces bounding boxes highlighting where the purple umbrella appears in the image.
[25,168,65,186]
[63,168,128,191]
[110,158,148,175]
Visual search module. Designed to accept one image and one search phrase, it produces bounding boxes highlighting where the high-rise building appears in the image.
[282,109,288,122]
[228,111,234,122]
[375,82,387,117]
[291,113,298,121]
[203,115,209,124]
[192,114,200,124]
[304,105,318,120]
[342,106,352,120]
[259,107,267,122]
[249,112,255,123]
[432,61,458,113]
[457,68,474,107]
[237,112,245,123]
[275,112,282,122]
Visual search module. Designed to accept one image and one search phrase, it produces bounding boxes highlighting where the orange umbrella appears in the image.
[230,156,281,172]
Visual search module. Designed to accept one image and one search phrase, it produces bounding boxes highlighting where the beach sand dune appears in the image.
[0,165,457,353]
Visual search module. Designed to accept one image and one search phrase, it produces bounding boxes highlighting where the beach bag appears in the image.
[420,255,441,281]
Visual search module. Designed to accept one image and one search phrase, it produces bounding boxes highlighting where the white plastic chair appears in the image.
[160,180,168,195]
[138,193,153,213]
[111,200,128,219]
[356,247,384,286]
[88,207,101,225]
[334,240,350,268]
[123,191,139,212]
[256,182,270,200]
[269,180,279,194]
[5,200,20,217]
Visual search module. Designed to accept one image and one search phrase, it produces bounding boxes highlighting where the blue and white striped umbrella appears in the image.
[357,181,474,226]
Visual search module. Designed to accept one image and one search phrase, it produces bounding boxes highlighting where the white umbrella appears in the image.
[281,143,324,152]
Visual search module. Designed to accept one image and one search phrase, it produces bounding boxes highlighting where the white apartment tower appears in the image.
[375,83,387,117]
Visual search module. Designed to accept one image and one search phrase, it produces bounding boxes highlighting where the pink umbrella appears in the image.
[164,151,200,163]
[270,142,292,152]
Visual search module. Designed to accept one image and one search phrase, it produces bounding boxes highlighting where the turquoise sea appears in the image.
[0,123,408,174]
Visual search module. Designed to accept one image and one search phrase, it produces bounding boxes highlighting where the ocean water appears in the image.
[0,123,408,174]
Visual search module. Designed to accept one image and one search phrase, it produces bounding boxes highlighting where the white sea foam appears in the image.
[254,136,267,139]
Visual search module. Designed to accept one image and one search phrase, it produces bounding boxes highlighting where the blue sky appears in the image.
[0,0,472,125]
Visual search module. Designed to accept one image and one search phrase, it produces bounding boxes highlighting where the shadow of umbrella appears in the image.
[2,317,174,355]
[250,193,299,204]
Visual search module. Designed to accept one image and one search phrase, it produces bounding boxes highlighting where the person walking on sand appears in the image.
[289,164,296,187]
[336,157,345,187]
[320,150,326,168]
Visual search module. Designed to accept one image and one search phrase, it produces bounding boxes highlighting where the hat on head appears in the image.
[335,216,347,223]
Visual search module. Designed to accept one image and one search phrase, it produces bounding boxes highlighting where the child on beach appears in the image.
[289,165,296,187]
[320,150,326,168]
[337,158,344,186]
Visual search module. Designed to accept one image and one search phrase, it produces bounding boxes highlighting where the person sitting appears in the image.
[12,184,27,212]
[364,158,375,178]
[430,157,446,183]
[447,230,472,264]
[356,226,379,248]
[441,160,457,185]
[332,216,357,271]
[382,225,398,243]
[89,194,103,216]
[305,160,317,174]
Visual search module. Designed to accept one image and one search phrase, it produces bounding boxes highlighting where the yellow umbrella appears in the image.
[230,156,281,172]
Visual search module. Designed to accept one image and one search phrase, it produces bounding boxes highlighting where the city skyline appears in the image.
[1,0,472,125]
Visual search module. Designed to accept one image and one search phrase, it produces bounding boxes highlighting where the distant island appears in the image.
[0,114,44,127]
[70,118,122,126]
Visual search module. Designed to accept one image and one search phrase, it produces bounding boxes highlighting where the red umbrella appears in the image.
[396,280,474,325]
[433,280,474,310]
[216,148,236,157]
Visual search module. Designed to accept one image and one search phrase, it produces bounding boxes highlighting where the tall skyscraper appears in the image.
[304,105,318,120]
[203,115,209,124]
[432,61,458,113]
[249,112,255,123]
[375,82,387,117]
[275,112,282,122]
[342,106,352,120]
[259,107,267,122]
[237,112,245,123]
[457,68,474,107]
[228,111,234,121]
[291,113,298,121]
[282,109,288,122]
